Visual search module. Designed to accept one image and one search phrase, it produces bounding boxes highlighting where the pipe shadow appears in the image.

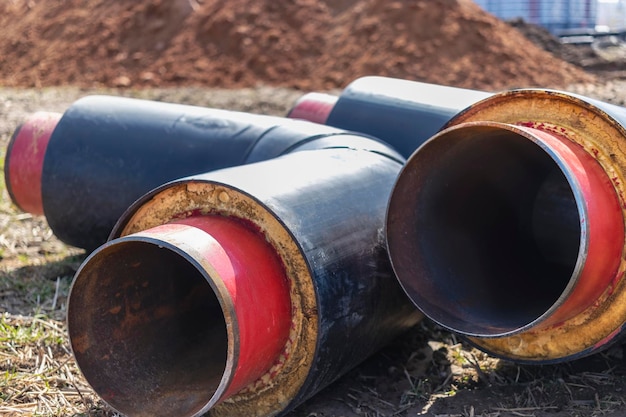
[289,323,626,417]
[0,253,85,318]
[415,342,626,416]
[288,320,449,416]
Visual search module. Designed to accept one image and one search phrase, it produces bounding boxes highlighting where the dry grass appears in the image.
[0,313,118,417]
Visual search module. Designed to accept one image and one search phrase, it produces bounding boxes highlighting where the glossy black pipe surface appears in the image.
[35,95,381,249]
[312,76,492,158]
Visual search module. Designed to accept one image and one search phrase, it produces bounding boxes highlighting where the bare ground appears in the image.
[3,83,626,417]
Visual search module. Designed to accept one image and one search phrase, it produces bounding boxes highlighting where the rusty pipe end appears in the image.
[108,180,318,417]
[287,92,338,124]
[387,121,624,338]
[67,215,292,417]
[4,111,61,215]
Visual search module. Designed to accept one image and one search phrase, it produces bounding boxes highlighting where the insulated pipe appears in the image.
[287,76,492,157]
[4,111,62,215]
[3,95,386,250]
[67,141,421,417]
[387,90,626,363]
[69,215,293,416]
[287,92,338,124]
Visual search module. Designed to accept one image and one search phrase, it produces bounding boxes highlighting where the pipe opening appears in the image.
[388,123,584,337]
[68,240,227,417]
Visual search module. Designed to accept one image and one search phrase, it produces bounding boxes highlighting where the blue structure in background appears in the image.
[473,0,597,33]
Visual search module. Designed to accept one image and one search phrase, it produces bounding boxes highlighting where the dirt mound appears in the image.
[319,0,595,90]
[0,0,594,90]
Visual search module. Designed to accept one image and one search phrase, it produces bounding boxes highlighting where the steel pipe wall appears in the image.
[67,139,421,417]
[387,88,626,363]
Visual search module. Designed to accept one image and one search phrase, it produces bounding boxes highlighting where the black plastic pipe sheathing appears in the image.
[67,135,422,417]
[288,76,492,158]
[292,76,626,364]
[4,95,387,250]
[386,88,626,363]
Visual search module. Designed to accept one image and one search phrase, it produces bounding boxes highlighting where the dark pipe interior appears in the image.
[68,240,227,417]
[388,126,581,336]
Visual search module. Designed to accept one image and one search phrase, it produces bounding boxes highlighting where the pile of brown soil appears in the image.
[0,0,594,90]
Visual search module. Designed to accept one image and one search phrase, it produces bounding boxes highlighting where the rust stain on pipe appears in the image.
[70,181,319,417]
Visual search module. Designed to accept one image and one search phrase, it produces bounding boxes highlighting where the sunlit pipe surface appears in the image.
[387,90,626,363]
[4,95,383,250]
[68,139,421,417]
[288,76,492,157]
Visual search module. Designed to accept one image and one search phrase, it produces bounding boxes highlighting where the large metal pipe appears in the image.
[288,76,492,157]
[4,95,385,250]
[67,138,421,417]
[387,89,626,363]
[291,77,626,362]
[5,78,490,250]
